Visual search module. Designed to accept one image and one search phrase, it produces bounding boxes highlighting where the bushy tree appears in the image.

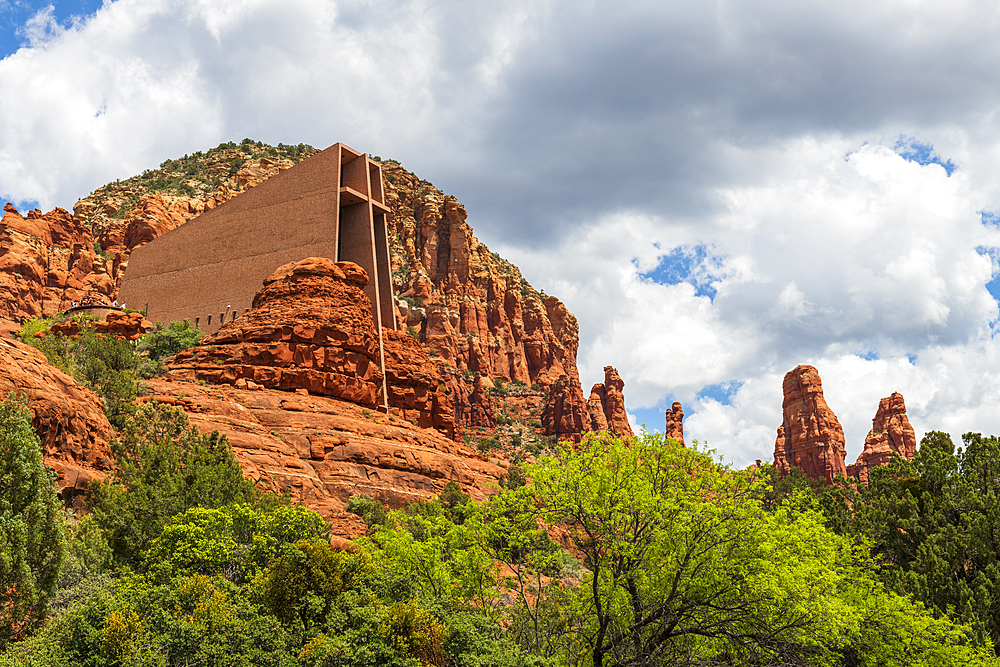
[137,320,202,366]
[0,394,66,646]
[521,430,996,667]
[88,401,259,566]
[17,316,148,429]
[145,502,328,583]
[850,430,1000,651]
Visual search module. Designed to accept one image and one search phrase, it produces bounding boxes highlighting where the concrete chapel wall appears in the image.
[119,142,397,337]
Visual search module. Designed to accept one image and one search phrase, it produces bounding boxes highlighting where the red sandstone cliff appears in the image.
[846,391,917,484]
[665,402,685,446]
[141,378,504,517]
[772,365,848,484]
[0,336,114,505]
[379,162,593,437]
[0,203,118,332]
[3,144,618,447]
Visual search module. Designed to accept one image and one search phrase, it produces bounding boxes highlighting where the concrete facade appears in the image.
[119,142,396,335]
[118,142,398,404]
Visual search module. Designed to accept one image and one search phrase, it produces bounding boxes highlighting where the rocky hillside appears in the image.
[0,139,638,519]
[64,141,594,441]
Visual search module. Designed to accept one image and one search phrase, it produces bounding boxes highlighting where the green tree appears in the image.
[367,492,499,613]
[0,394,67,646]
[523,430,995,667]
[851,430,1000,651]
[137,320,202,365]
[88,401,259,567]
[18,316,148,428]
[145,502,328,583]
[260,538,372,630]
[73,327,143,428]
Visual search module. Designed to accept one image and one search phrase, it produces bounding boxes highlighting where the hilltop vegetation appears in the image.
[76,138,316,224]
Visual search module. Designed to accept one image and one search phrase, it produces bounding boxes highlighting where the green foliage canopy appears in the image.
[88,401,259,567]
[0,395,67,647]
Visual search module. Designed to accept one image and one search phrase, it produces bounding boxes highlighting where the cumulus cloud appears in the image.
[506,139,1000,466]
[6,0,1000,467]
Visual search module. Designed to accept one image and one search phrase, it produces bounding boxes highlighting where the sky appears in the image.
[4,0,1000,467]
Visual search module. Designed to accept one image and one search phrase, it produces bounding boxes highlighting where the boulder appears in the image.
[167,258,385,407]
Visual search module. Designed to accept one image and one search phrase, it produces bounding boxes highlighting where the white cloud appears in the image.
[7,0,1000,469]
[507,138,1000,467]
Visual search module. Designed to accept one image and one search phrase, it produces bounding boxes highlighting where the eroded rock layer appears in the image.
[142,378,505,517]
[772,365,848,484]
[846,392,917,484]
[382,328,455,438]
[48,311,155,340]
[0,336,113,505]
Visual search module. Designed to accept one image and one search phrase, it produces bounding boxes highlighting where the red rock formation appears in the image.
[167,257,456,438]
[542,376,589,443]
[382,328,455,438]
[3,150,595,444]
[665,402,685,446]
[47,311,154,341]
[0,337,113,505]
[587,384,609,433]
[450,372,497,435]
[772,365,847,484]
[141,377,505,516]
[846,392,917,484]
[585,366,634,437]
[381,163,587,431]
[0,203,118,330]
[167,258,385,407]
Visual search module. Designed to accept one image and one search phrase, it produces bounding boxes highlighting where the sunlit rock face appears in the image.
[772,365,848,484]
[847,392,917,485]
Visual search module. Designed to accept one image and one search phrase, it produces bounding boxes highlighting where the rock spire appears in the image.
[665,402,685,446]
[586,366,634,437]
[846,392,917,484]
[772,365,848,484]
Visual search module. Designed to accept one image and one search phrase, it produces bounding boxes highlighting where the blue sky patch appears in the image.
[856,347,879,361]
[894,135,956,176]
[638,244,722,300]
[981,212,1000,227]
[697,381,743,406]
[976,246,1000,302]
[906,353,918,364]
[0,1,103,59]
